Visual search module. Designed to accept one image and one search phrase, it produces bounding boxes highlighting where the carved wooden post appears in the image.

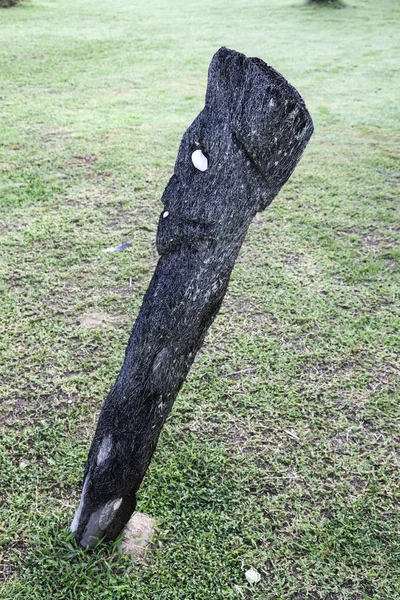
[71,47,313,547]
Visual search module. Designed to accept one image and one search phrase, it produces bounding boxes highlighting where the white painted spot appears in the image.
[70,476,89,533]
[99,497,123,530]
[97,436,112,466]
[70,508,81,534]
[113,498,123,511]
[163,211,169,218]
[191,149,208,172]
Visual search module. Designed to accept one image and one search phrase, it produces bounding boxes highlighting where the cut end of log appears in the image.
[120,512,156,561]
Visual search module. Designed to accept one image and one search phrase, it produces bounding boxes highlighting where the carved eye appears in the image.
[191,149,208,172]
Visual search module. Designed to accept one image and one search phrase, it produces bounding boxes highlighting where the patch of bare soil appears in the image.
[77,311,124,329]
[300,360,355,385]
[360,232,396,251]
[42,127,73,143]
[68,155,97,168]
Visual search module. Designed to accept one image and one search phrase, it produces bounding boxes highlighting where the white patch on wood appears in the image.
[70,476,88,533]
[191,149,208,172]
[98,497,123,529]
[152,348,168,373]
[97,436,112,466]
[113,498,122,511]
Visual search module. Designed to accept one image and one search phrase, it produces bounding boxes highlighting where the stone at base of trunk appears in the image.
[121,512,156,561]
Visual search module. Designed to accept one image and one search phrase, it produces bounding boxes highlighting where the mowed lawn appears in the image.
[0,0,399,598]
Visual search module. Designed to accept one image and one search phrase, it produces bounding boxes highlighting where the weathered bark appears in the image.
[71,47,314,547]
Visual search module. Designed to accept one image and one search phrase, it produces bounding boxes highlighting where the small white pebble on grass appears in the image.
[103,242,132,252]
[245,566,261,585]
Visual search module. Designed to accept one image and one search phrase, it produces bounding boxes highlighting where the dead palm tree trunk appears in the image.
[71,47,314,547]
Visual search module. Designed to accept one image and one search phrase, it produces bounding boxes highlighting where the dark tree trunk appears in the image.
[71,47,313,547]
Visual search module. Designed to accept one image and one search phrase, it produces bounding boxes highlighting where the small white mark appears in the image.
[99,497,123,529]
[97,436,113,466]
[70,476,89,533]
[163,211,169,218]
[274,161,279,166]
[113,498,122,511]
[191,149,208,172]
[153,348,168,373]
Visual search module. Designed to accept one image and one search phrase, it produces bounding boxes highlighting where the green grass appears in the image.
[0,0,399,598]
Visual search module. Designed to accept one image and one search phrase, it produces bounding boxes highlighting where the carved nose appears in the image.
[191,149,208,172]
